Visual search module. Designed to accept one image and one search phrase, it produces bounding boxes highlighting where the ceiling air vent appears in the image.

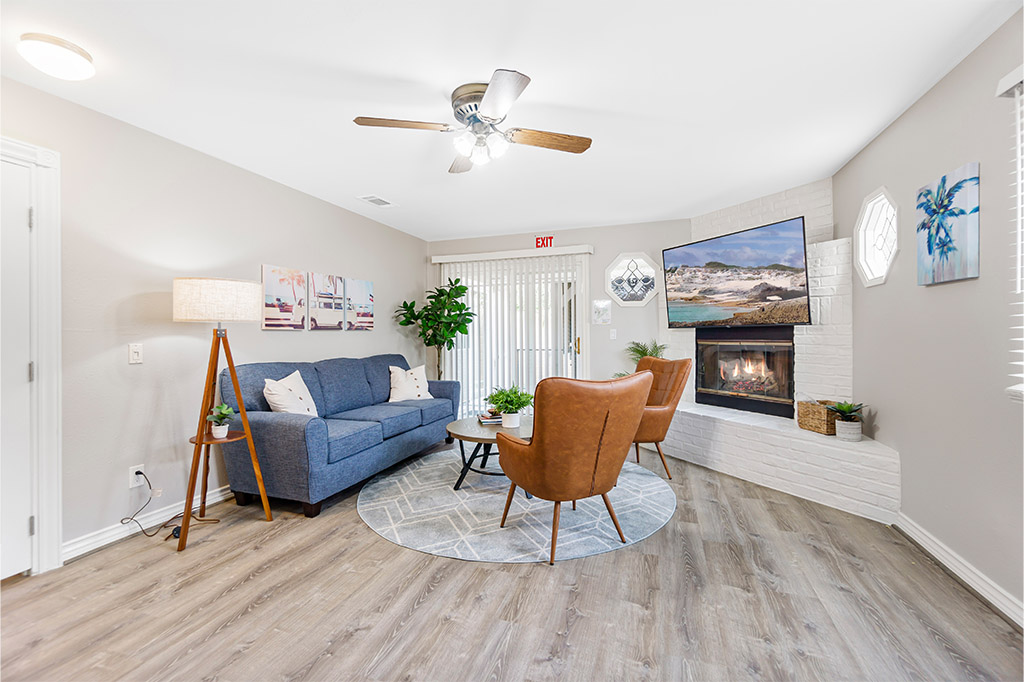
[359,195,393,207]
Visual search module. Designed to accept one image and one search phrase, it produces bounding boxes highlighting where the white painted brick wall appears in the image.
[662,404,900,523]
[689,177,834,245]
[795,238,854,401]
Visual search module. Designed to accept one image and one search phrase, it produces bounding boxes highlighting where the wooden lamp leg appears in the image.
[222,331,272,522]
[178,330,221,551]
[199,443,211,517]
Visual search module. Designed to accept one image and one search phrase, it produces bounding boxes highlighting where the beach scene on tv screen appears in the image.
[664,218,810,328]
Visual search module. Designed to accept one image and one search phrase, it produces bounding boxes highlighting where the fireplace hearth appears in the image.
[695,326,795,418]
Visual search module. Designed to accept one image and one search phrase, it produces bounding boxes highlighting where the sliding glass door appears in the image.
[439,252,589,417]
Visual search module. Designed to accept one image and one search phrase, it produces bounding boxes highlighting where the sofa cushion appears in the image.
[324,419,383,464]
[387,398,453,425]
[328,404,421,438]
[221,362,325,415]
[314,358,374,414]
[363,354,410,404]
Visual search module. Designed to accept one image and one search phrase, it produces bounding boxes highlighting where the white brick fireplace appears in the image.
[655,180,900,523]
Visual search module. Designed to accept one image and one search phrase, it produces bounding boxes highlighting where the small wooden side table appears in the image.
[187,429,248,519]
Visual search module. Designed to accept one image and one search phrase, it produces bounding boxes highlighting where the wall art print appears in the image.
[308,272,346,330]
[916,162,979,286]
[346,279,374,331]
[262,265,306,330]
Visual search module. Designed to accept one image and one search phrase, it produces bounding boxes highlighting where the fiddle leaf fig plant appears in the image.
[395,278,474,380]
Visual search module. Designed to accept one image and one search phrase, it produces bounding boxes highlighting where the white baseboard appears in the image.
[61,486,233,562]
[895,512,1023,628]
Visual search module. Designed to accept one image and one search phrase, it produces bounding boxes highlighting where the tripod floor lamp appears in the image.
[172,277,272,551]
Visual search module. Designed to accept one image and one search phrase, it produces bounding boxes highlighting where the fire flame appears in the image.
[719,356,769,380]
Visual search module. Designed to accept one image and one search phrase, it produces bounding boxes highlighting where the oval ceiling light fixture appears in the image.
[17,33,95,81]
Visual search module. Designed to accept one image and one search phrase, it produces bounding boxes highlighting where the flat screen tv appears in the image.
[662,216,811,328]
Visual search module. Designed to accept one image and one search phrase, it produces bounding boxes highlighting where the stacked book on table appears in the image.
[477,413,502,425]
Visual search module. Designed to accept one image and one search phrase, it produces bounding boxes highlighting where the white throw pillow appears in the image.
[263,370,319,417]
[388,365,433,402]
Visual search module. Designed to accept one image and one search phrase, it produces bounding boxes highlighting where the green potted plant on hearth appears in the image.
[826,401,865,442]
[486,386,534,429]
[206,403,235,439]
[394,278,474,380]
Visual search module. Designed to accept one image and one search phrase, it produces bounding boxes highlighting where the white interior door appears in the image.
[2,159,34,579]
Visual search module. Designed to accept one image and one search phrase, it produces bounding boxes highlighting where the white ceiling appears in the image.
[1,1,1018,241]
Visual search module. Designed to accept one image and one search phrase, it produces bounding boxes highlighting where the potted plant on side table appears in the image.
[207,403,235,439]
[486,386,533,429]
[827,401,865,442]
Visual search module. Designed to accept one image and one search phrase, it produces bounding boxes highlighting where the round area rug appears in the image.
[357,448,676,563]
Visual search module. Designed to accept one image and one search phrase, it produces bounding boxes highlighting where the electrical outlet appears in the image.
[129,343,143,364]
[610,328,617,340]
[129,464,145,489]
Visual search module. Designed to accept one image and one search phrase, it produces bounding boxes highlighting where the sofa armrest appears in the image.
[428,380,461,420]
[220,412,328,503]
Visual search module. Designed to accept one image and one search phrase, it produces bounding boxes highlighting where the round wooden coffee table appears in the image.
[446,416,533,492]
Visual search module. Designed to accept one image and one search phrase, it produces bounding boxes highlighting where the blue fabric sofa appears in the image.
[219,354,459,516]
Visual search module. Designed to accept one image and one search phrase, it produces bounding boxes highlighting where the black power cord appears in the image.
[120,470,220,539]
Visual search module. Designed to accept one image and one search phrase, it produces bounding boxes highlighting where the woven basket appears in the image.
[797,400,838,435]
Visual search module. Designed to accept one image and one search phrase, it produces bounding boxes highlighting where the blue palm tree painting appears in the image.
[916,162,980,285]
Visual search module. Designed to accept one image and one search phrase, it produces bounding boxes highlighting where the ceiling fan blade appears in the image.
[507,128,592,154]
[353,116,453,132]
[478,69,531,122]
[449,156,473,174]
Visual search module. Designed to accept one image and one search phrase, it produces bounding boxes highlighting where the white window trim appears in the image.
[853,186,899,288]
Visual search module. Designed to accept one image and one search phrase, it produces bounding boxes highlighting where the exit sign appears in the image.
[535,235,554,248]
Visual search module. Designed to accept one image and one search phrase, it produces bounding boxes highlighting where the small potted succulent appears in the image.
[486,386,533,429]
[207,403,235,439]
[826,401,865,442]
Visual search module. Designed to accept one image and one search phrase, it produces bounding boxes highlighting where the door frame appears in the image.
[2,137,63,574]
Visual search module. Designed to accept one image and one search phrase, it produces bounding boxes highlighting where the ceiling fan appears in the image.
[354,69,592,173]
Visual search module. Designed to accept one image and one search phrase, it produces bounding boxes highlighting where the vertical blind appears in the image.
[439,253,588,417]
[1010,81,1024,398]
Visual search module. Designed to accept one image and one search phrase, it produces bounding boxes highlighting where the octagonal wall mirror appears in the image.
[605,252,660,307]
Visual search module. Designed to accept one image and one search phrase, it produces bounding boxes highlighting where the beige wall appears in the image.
[429,219,692,381]
[1,78,429,543]
[832,13,1023,600]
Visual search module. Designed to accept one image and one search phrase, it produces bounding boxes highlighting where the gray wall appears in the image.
[832,13,1023,600]
[428,219,692,381]
[1,78,429,543]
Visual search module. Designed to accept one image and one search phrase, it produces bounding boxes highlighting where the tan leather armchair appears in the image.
[632,357,692,479]
[496,371,654,564]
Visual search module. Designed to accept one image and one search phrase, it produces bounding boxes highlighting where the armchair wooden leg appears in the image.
[572,500,576,511]
[500,483,516,528]
[655,442,673,480]
[601,493,626,543]
[634,442,641,463]
[550,501,561,565]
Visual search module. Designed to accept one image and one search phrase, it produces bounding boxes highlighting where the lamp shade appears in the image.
[173,278,262,323]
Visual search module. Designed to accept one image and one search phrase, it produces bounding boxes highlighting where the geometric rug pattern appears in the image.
[357,448,676,563]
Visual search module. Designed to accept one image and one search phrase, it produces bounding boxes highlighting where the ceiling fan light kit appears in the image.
[354,69,592,173]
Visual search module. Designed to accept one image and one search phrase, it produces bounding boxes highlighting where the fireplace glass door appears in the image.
[696,340,794,415]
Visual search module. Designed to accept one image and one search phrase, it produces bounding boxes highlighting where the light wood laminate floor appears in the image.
[2,452,1021,681]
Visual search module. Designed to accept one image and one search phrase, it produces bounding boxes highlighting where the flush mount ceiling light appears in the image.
[17,33,95,81]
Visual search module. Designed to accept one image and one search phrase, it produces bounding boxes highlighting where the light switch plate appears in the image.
[129,343,143,364]
[610,329,617,340]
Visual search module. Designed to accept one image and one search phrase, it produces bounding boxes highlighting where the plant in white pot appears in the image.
[486,386,533,429]
[827,401,865,442]
[206,403,235,439]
